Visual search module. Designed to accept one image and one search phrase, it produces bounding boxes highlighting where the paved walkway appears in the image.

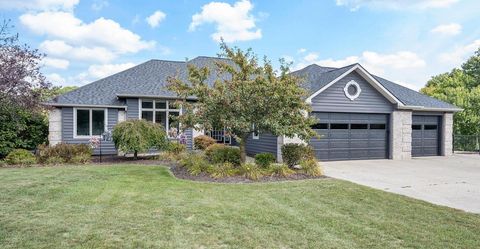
[323,154,480,213]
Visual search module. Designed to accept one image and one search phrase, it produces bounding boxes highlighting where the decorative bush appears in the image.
[210,162,237,179]
[167,142,187,154]
[0,160,6,167]
[205,144,241,166]
[194,135,217,150]
[37,143,92,164]
[254,153,276,168]
[268,163,295,177]
[239,163,263,181]
[281,144,315,167]
[180,153,211,176]
[4,149,36,166]
[300,159,323,177]
[112,119,168,159]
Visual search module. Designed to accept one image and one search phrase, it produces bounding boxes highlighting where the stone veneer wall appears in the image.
[441,113,453,156]
[48,108,62,146]
[390,110,412,160]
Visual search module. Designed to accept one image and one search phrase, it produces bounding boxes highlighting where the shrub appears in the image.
[239,163,263,181]
[300,159,323,177]
[268,163,295,177]
[0,160,6,167]
[112,119,168,159]
[281,144,315,167]
[4,149,36,166]
[194,135,217,150]
[255,153,276,168]
[180,153,211,176]
[37,143,92,164]
[167,142,187,154]
[205,144,241,166]
[210,162,237,179]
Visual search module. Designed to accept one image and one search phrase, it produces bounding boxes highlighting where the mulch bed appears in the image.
[170,164,327,183]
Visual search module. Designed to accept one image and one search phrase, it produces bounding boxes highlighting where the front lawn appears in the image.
[0,165,479,248]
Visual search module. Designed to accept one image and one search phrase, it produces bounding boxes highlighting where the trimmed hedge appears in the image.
[281,144,315,167]
[254,152,276,168]
[37,143,92,164]
[5,149,36,166]
[194,135,217,150]
[205,144,241,166]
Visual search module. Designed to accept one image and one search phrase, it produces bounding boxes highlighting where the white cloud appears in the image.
[282,55,294,64]
[0,0,79,11]
[439,39,480,65]
[71,63,136,85]
[39,40,116,63]
[189,0,262,42]
[303,52,319,62]
[43,57,70,69]
[430,23,462,36]
[297,48,307,54]
[91,0,108,11]
[335,0,459,11]
[46,73,67,85]
[20,11,155,54]
[146,10,166,28]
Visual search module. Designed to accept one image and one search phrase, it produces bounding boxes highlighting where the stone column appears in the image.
[390,110,412,160]
[118,110,126,123]
[48,108,62,146]
[441,113,453,156]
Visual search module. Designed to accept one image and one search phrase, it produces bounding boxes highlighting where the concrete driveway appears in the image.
[322,154,480,213]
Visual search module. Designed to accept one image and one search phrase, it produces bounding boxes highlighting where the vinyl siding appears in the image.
[126,98,139,119]
[311,71,393,113]
[246,132,278,158]
[61,107,118,155]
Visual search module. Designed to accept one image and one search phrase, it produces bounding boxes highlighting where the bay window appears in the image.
[75,108,106,137]
[140,99,181,136]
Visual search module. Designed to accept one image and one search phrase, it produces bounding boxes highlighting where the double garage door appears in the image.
[310,112,389,161]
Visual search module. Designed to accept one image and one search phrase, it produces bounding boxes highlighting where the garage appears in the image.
[412,115,441,157]
[310,112,389,161]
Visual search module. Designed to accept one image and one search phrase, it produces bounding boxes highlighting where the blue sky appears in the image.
[2,0,479,90]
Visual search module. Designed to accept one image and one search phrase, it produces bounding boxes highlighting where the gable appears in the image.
[311,71,393,113]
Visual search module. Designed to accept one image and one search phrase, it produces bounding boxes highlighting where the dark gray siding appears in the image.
[126,98,139,119]
[246,133,278,157]
[311,71,393,113]
[185,128,193,150]
[61,107,118,155]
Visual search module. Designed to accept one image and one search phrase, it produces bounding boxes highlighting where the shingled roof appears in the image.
[48,56,459,111]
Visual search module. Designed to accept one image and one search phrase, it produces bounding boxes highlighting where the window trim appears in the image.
[252,124,259,140]
[138,99,181,138]
[73,107,108,139]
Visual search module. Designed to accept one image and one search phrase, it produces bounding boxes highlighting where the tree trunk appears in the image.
[134,150,138,160]
[239,134,248,163]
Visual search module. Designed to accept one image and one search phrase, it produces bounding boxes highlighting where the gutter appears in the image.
[42,102,127,109]
[116,94,198,100]
[397,105,463,112]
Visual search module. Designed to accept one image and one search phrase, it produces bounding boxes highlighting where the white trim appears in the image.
[343,80,361,101]
[305,64,403,105]
[117,94,197,100]
[73,107,108,139]
[139,98,181,138]
[397,105,463,112]
[252,124,259,140]
[44,103,126,109]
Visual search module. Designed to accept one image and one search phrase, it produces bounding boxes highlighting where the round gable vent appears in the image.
[344,80,361,101]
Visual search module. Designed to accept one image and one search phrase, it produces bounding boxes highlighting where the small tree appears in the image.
[168,42,316,162]
[112,119,168,159]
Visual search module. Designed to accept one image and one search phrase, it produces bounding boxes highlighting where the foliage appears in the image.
[0,160,6,167]
[179,153,211,176]
[281,143,315,167]
[167,141,187,154]
[0,104,48,158]
[239,163,263,181]
[4,149,36,166]
[421,48,480,135]
[254,152,276,168]
[39,86,78,102]
[36,143,92,164]
[194,135,217,150]
[205,144,241,165]
[112,119,168,159]
[300,159,323,177]
[209,162,237,179]
[168,41,316,162]
[268,163,295,177]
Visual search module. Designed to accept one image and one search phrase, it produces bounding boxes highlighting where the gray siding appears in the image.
[126,98,139,119]
[311,71,393,113]
[246,132,278,157]
[61,107,118,155]
[185,128,193,150]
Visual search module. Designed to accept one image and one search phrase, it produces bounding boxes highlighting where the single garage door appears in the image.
[412,115,441,157]
[310,112,389,161]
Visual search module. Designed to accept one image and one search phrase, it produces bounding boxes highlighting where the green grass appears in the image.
[0,165,479,249]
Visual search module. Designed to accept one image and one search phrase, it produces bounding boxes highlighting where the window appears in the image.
[351,123,368,129]
[75,109,106,137]
[140,99,181,137]
[424,125,438,130]
[330,123,348,129]
[412,124,422,130]
[370,124,386,130]
[311,123,328,129]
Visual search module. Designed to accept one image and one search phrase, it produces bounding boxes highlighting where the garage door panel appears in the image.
[350,132,369,139]
[329,150,350,160]
[412,115,440,157]
[329,132,349,139]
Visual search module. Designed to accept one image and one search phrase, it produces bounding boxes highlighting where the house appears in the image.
[45,56,461,161]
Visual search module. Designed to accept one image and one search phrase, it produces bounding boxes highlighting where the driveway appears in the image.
[322,154,480,213]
